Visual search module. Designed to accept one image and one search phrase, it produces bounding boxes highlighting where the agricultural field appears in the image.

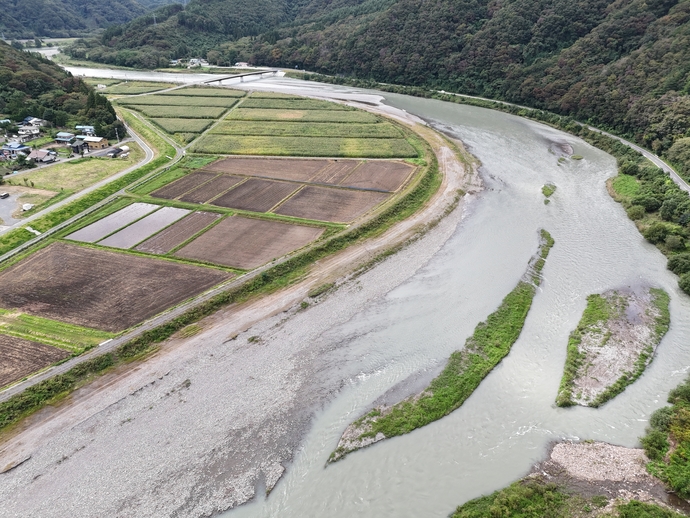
[275,186,389,223]
[66,202,159,243]
[5,143,144,194]
[151,118,213,134]
[0,242,231,332]
[340,161,416,192]
[104,81,170,95]
[98,207,190,249]
[120,96,239,107]
[210,121,403,138]
[226,108,379,123]
[179,175,244,204]
[175,216,324,269]
[210,179,299,212]
[125,105,227,119]
[158,87,246,97]
[239,98,352,110]
[0,334,69,388]
[135,211,221,255]
[151,171,219,199]
[201,157,327,181]
[191,135,416,157]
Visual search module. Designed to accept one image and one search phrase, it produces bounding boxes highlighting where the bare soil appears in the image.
[98,207,190,249]
[0,242,231,332]
[178,175,244,204]
[275,185,389,223]
[175,216,324,269]
[202,157,325,181]
[310,160,361,185]
[341,160,416,192]
[65,203,159,243]
[135,211,221,254]
[0,335,69,388]
[151,171,218,200]
[211,179,300,213]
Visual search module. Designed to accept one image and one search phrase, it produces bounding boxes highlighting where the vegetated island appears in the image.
[556,288,670,408]
[542,183,556,204]
[328,229,554,463]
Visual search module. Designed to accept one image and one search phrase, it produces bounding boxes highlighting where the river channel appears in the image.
[60,71,690,515]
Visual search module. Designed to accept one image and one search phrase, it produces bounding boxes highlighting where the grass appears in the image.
[151,118,213,134]
[158,87,245,97]
[125,105,227,119]
[6,143,144,193]
[330,230,554,461]
[239,98,353,110]
[542,183,556,198]
[451,477,682,518]
[83,78,122,87]
[556,289,670,408]
[0,309,114,353]
[190,135,418,158]
[119,95,238,108]
[210,121,403,138]
[250,91,300,99]
[227,108,380,123]
[130,166,190,194]
[0,129,441,435]
[105,81,170,95]
[612,173,641,198]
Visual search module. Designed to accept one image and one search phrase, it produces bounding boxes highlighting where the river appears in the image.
[55,71,690,516]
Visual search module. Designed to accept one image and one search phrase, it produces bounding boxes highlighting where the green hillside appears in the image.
[0,41,123,138]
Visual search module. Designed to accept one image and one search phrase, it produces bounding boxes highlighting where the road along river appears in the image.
[0,75,689,518]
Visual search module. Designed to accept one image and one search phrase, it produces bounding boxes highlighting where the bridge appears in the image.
[203,69,281,84]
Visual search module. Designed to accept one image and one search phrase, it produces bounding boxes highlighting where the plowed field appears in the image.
[98,207,190,249]
[340,161,416,192]
[179,175,244,204]
[310,161,360,185]
[202,157,326,181]
[135,212,221,254]
[0,243,231,332]
[275,186,389,223]
[151,171,219,199]
[211,179,299,212]
[0,334,69,387]
[175,216,324,269]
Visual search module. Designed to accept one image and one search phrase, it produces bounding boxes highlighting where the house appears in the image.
[0,119,11,125]
[18,127,40,139]
[97,84,107,89]
[84,136,108,149]
[71,139,87,154]
[75,125,96,136]
[235,62,249,67]
[21,117,46,127]
[1,142,31,155]
[28,149,57,163]
[55,132,75,144]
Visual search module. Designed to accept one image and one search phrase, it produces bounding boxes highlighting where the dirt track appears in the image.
[0,103,481,517]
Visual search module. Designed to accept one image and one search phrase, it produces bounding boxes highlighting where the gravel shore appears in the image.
[0,106,479,516]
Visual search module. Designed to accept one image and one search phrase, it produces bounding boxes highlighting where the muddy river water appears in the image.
[58,71,690,516]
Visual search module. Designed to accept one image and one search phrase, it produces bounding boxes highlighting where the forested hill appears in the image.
[0,41,123,138]
[0,0,178,39]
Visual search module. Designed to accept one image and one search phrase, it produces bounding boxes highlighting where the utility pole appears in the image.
[115,127,120,143]
[153,13,157,25]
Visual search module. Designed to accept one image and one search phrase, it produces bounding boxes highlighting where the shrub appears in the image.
[644,222,673,244]
[632,195,662,212]
[651,406,674,432]
[666,235,685,251]
[668,376,690,405]
[641,429,669,461]
[680,273,690,295]
[668,253,690,275]
[627,205,646,220]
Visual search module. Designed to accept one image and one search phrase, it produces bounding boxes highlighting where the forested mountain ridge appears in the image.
[0,41,123,138]
[0,0,178,39]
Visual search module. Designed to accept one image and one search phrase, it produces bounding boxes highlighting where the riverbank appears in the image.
[0,100,481,516]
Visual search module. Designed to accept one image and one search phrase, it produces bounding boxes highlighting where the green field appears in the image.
[105,82,171,95]
[249,91,300,99]
[152,118,213,134]
[210,121,402,138]
[83,78,122,87]
[159,87,245,97]
[119,95,238,107]
[126,105,227,119]
[227,108,379,123]
[239,98,352,110]
[191,135,418,157]
[7,143,144,193]
[0,309,114,353]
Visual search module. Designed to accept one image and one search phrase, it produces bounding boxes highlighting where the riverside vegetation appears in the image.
[329,229,554,462]
[556,288,671,408]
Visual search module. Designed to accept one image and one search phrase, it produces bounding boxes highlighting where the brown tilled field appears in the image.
[175,216,324,269]
[135,212,221,254]
[211,179,299,212]
[310,161,360,185]
[275,186,389,223]
[179,175,244,204]
[151,171,219,199]
[0,243,231,332]
[202,157,326,182]
[0,334,70,387]
[340,161,416,192]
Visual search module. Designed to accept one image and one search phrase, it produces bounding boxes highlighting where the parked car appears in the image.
[0,192,9,199]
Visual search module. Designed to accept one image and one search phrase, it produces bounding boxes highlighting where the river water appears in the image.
[64,71,690,516]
